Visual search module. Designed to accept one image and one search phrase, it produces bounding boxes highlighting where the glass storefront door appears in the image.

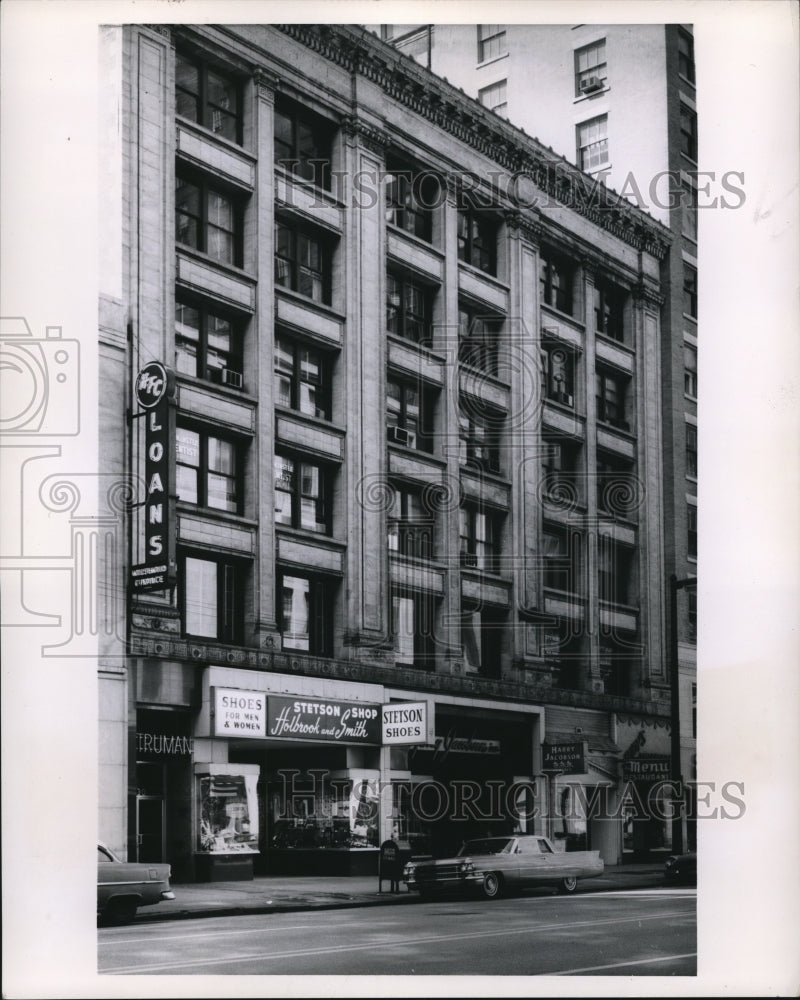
[136,795,165,862]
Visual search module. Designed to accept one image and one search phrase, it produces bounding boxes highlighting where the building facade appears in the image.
[99,23,673,881]
[379,21,698,850]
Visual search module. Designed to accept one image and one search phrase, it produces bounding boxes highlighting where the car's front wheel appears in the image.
[559,876,578,895]
[481,872,503,899]
[105,898,138,925]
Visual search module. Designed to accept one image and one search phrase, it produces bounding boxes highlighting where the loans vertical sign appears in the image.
[131,361,177,592]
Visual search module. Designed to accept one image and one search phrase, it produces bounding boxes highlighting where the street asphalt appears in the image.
[122,861,673,925]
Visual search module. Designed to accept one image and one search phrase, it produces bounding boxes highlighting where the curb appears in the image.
[126,874,669,925]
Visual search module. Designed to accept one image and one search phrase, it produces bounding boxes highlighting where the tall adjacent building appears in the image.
[378,22,698,847]
[99,23,674,882]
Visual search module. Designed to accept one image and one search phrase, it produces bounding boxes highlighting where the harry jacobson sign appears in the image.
[131,361,177,593]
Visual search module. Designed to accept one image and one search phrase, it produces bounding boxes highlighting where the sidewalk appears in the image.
[131,863,670,924]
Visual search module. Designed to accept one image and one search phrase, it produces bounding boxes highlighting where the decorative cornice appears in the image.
[504,210,542,246]
[253,68,279,102]
[631,281,666,309]
[341,115,390,157]
[273,24,672,259]
[129,632,669,718]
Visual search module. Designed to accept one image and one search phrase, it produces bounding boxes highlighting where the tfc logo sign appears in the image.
[135,361,169,409]
[131,362,176,593]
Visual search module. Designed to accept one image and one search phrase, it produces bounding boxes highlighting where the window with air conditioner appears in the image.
[574,39,607,96]
[387,375,435,452]
[175,299,244,387]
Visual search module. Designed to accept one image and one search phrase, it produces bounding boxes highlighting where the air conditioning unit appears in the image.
[460,552,478,568]
[580,76,603,94]
[221,368,243,389]
[387,425,415,448]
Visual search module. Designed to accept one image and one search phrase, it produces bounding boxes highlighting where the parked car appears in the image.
[403,834,604,900]
[97,843,175,924]
[664,851,697,886]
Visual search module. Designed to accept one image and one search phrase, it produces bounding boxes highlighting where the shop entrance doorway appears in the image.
[136,795,165,863]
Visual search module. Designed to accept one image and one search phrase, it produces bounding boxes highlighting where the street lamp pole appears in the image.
[670,573,696,855]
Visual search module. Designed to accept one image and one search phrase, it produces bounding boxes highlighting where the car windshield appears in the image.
[458,838,514,856]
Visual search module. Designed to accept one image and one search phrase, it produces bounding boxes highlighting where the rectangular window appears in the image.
[680,103,697,160]
[478,80,507,117]
[594,280,626,342]
[175,300,243,386]
[596,369,630,430]
[577,115,608,171]
[686,424,698,478]
[388,485,433,560]
[542,527,580,593]
[457,208,498,274]
[542,438,581,504]
[279,572,332,655]
[392,590,436,669]
[678,30,695,84]
[459,504,501,573]
[574,39,607,95]
[684,343,698,397]
[687,503,697,559]
[458,305,501,375]
[182,554,244,642]
[683,262,698,318]
[274,98,334,190]
[461,603,504,678]
[274,333,331,420]
[176,52,241,144]
[688,592,697,644]
[384,159,437,242]
[273,454,330,534]
[176,425,241,513]
[387,375,435,452]
[598,538,633,605]
[540,251,574,315]
[544,341,576,407]
[176,171,243,267]
[596,452,636,518]
[682,181,698,241]
[275,221,331,305]
[459,403,502,475]
[599,639,631,697]
[477,25,507,62]
[387,272,432,344]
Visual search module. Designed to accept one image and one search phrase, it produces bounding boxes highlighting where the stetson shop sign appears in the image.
[267,696,382,745]
[542,741,587,774]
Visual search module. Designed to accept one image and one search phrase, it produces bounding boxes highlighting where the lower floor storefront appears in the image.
[111,661,674,880]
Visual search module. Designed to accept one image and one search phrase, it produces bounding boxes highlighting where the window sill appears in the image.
[597,419,635,438]
[476,51,509,70]
[275,525,345,550]
[457,257,509,293]
[176,372,258,408]
[596,331,634,354]
[274,285,345,323]
[274,164,343,209]
[459,362,511,394]
[573,85,610,103]
[682,312,698,325]
[176,502,258,531]
[386,222,443,259]
[176,114,253,162]
[540,301,584,331]
[387,332,446,364]
[176,244,256,287]
[274,404,345,440]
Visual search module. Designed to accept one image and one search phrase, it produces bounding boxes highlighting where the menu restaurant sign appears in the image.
[622,757,671,783]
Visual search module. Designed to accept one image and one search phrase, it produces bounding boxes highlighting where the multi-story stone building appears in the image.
[99,23,673,881]
[378,21,699,851]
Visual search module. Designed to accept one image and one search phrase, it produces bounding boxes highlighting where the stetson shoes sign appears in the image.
[131,361,177,592]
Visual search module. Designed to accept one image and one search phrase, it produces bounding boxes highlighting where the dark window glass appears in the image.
[684,343,698,397]
[388,485,434,560]
[540,252,574,314]
[683,262,698,318]
[387,273,432,343]
[387,376,435,452]
[596,452,637,519]
[678,31,695,84]
[273,454,330,534]
[274,99,333,190]
[384,160,438,243]
[598,538,633,605]
[175,300,243,385]
[274,333,331,419]
[682,181,698,240]
[457,209,497,274]
[680,104,697,160]
[274,221,331,305]
[596,370,630,430]
[458,306,501,374]
[176,172,242,267]
[686,424,698,477]
[543,527,580,594]
[542,439,582,504]
[459,504,501,573]
[458,404,502,474]
[687,504,697,559]
[594,281,626,342]
[176,52,241,143]
[461,603,504,678]
[545,342,576,407]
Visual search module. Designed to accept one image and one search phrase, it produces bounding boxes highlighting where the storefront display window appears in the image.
[196,773,259,853]
[269,774,379,850]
